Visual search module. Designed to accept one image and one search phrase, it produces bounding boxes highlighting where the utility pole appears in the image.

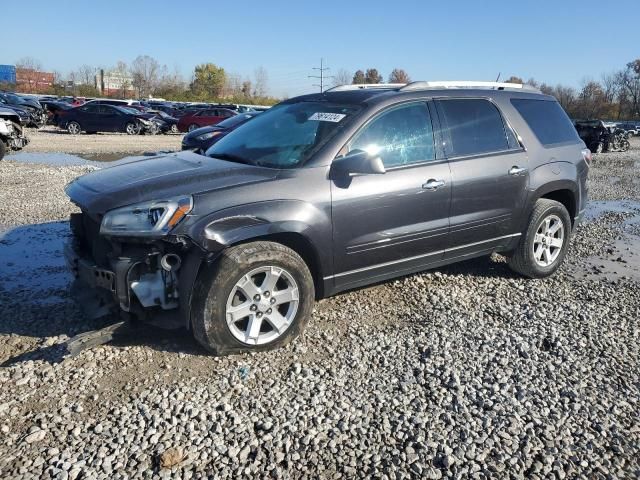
[309,58,332,92]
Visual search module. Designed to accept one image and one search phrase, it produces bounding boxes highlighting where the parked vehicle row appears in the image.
[0,107,29,160]
[181,111,261,153]
[0,91,47,127]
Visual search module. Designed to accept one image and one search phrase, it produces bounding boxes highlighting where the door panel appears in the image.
[434,98,529,258]
[330,101,451,289]
[447,151,528,255]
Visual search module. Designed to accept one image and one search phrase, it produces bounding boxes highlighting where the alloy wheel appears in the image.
[532,214,565,267]
[126,123,139,135]
[67,122,80,134]
[225,266,299,345]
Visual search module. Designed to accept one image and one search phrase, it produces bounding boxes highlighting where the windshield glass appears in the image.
[216,112,258,129]
[116,106,139,115]
[205,101,360,168]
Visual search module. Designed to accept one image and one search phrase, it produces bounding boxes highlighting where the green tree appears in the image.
[352,70,365,84]
[191,63,226,99]
[365,68,382,84]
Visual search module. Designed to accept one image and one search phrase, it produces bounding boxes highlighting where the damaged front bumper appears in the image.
[65,213,203,328]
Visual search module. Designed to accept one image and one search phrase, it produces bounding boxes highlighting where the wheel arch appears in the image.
[228,232,325,299]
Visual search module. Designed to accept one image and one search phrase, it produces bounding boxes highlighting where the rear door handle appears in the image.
[422,179,446,190]
[509,166,528,176]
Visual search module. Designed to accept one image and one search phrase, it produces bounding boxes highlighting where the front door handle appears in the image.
[509,166,528,176]
[422,179,446,191]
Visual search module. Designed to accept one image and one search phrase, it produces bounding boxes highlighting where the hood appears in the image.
[65,150,279,215]
[0,107,20,122]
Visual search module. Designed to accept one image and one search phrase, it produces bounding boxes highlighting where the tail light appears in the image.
[581,148,592,167]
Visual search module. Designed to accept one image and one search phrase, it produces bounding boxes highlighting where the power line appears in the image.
[308,58,333,93]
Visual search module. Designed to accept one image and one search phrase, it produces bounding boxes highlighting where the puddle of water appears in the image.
[0,222,73,305]
[584,200,640,221]
[574,200,640,282]
[5,150,174,167]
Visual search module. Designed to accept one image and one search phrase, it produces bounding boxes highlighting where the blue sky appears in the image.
[3,0,638,97]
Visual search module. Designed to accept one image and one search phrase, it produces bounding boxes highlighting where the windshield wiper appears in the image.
[209,152,254,166]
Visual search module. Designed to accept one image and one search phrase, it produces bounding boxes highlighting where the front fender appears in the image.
[184,199,332,278]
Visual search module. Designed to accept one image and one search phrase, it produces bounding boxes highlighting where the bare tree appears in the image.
[130,55,161,98]
[388,68,411,84]
[253,66,268,98]
[618,60,640,119]
[15,57,43,72]
[332,69,352,86]
[15,57,44,92]
[352,70,365,84]
[78,65,96,85]
[241,80,252,98]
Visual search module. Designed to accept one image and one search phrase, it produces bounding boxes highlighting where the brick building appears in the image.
[16,68,54,92]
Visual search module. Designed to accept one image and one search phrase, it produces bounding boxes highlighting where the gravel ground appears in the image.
[10,127,182,156]
[0,139,639,479]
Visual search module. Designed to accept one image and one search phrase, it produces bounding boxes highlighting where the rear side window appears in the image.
[511,99,580,146]
[436,99,514,157]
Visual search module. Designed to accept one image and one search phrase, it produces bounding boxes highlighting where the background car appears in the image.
[0,92,46,127]
[177,108,237,132]
[148,109,179,133]
[181,111,260,153]
[57,104,155,135]
[40,100,74,125]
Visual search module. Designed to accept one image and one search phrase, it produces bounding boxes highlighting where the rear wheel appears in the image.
[67,121,82,135]
[170,124,179,134]
[125,122,139,135]
[508,199,571,278]
[191,241,315,355]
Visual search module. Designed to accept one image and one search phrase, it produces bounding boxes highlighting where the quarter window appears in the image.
[349,102,435,168]
[436,99,513,157]
[511,98,580,146]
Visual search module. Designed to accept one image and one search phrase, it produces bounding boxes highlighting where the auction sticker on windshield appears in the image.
[308,112,346,122]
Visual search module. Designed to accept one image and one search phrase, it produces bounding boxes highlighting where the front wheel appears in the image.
[191,241,315,355]
[67,121,82,135]
[125,122,140,135]
[170,124,178,134]
[508,199,571,278]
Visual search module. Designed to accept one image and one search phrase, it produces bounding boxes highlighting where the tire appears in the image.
[508,199,571,278]
[0,141,6,161]
[125,122,139,135]
[188,124,199,132]
[170,124,178,134]
[191,241,315,355]
[594,142,603,154]
[67,121,82,135]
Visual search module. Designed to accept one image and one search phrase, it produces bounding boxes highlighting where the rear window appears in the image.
[511,99,580,146]
[436,99,515,157]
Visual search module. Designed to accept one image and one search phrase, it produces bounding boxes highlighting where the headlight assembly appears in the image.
[196,131,222,141]
[100,196,193,237]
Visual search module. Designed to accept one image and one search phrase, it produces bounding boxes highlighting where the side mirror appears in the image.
[331,149,386,177]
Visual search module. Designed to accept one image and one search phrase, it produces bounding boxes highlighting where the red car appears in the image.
[177,108,237,132]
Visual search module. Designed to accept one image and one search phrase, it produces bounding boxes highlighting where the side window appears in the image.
[82,105,100,114]
[349,102,435,168]
[436,99,512,157]
[511,99,580,146]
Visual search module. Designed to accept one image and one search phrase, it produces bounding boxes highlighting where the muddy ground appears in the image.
[0,137,638,479]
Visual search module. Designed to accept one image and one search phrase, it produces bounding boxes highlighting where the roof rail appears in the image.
[400,81,540,92]
[324,83,406,92]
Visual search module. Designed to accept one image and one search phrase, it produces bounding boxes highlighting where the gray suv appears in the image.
[65,81,590,354]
